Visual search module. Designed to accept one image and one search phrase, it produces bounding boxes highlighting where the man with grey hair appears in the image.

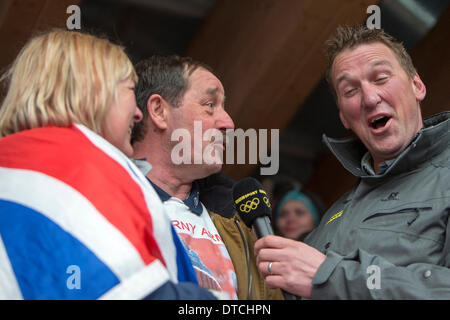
[255,25,450,299]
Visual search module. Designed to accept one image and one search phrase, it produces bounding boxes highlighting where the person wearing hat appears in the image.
[273,189,321,241]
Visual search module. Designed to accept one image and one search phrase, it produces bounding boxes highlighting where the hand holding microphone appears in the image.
[232,177,298,300]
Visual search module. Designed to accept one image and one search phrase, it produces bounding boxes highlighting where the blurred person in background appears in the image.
[273,188,321,241]
[263,175,323,241]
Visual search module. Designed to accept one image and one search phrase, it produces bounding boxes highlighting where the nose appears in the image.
[216,108,235,131]
[361,83,381,109]
[285,212,296,223]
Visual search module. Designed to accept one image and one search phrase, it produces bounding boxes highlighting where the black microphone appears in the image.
[232,177,298,300]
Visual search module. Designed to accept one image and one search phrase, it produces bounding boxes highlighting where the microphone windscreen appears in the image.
[232,177,272,228]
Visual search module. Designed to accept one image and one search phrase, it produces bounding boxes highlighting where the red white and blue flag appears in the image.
[0,124,197,299]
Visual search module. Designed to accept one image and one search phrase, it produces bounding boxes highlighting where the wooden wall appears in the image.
[186,0,379,181]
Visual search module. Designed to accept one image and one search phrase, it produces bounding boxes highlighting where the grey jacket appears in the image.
[305,111,450,299]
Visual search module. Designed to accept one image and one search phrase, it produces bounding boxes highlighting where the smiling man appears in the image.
[332,40,426,174]
[255,26,450,299]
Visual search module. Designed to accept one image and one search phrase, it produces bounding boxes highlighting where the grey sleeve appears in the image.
[311,249,450,299]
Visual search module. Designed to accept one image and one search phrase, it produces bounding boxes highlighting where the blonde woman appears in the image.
[0,30,214,299]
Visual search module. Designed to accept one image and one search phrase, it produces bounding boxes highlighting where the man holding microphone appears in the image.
[255,25,450,299]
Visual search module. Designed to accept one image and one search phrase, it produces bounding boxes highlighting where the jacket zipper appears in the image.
[362,207,432,223]
[234,217,252,299]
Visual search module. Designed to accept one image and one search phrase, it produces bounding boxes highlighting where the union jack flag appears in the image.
[0,124,197,299]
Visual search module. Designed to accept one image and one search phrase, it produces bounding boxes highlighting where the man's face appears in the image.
[167,67,235,178]
[331,42,426,170]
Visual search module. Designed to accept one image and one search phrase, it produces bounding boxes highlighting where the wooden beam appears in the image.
[411,5,450,118]
[0,0,13,30]
[187,0,378,180]
[304,153,357,208]
[0,0,80,72]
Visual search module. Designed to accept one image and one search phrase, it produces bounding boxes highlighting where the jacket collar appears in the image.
[197,173,236,218]
[147,174,236,217]
[147,178,203,215]
[323,111,450,179]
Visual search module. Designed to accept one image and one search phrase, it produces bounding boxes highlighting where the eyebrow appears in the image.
[205,87,220,96]
[335,74,351,89]
[371,60,394,71]
[335,60,394,88]
[205,87,226,108]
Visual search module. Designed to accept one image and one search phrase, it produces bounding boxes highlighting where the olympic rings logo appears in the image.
[263,196,271,208]
[240,197,260,213]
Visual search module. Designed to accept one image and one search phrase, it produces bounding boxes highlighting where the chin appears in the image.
[374,144,405,161]
[120,144,134,158]
[370,137,407,158]
[194,163,223,180]
[285,233,302,240]
[206,163,223,176]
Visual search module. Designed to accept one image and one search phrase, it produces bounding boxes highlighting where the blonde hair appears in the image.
[0,29,137,137]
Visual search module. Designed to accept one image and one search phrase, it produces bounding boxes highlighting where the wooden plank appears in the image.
[304,153,357,208]
[187,0,378,180]
[0,0,45,71]
[0,0,80,72]
[0,0,13,30]
[411,5,450,118]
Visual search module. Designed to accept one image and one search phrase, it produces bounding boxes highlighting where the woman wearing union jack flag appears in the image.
[0,30,215,300]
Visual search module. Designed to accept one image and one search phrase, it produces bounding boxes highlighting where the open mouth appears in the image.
[369,115,391,131]
[210,134,226,150]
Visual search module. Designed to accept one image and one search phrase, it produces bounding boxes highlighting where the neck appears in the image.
[372,158,382,175]
[147,167,193,200]
[133,136,193,200]
[372,126,423,174]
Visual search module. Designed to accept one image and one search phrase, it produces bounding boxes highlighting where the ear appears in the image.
[339,109,351,130]
[412,73,426,102]
[147,94,168,130]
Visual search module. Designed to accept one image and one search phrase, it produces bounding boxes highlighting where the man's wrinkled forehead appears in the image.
[188,67,224,92]
[332,43,397,81]
[335,58,394,88]
[183,65,209,89]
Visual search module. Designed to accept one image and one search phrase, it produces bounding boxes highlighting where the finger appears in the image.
[256,247,286,264]
[265,273,311,298]
[258,261,274,278]
[264,274,286,291]
[254,235,291,256]
[254,235,273,256]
